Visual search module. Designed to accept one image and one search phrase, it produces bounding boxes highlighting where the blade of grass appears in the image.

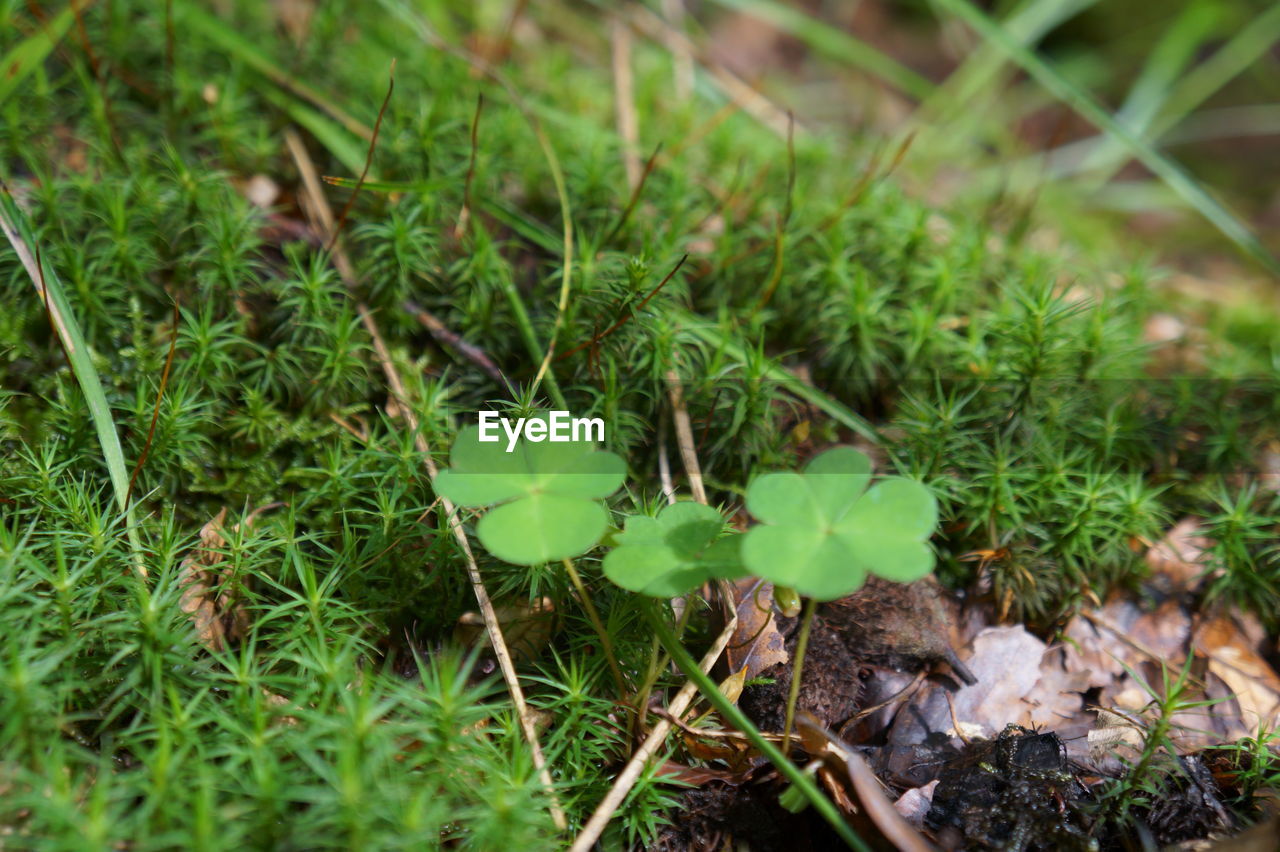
[643,600,871,852]
[173,0,373,142]
[932,0,1280,276]
[0,4,78,107]
[0,180,144,575]
[1072,0,1221,179]
[678,314,879,443]
[263,89,369,176]
[1151,3,1280,143]
[705,0,932,100]
[923,0,1098,122]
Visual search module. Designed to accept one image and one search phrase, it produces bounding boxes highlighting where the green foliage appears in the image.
[742,448,938,599]
[1,0,1278,845]
[603,501,744,596]
[434,413,625,564]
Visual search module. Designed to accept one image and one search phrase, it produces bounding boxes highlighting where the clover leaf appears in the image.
[434,413,626,565]
[603,502,745,597]
[741,447,938,600]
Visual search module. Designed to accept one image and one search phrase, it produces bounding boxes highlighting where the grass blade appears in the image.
[0,181,144,571]
[173,0,373,142]
[706,0,932,100]
[932,0,1280,276]
[0,4,78,107]
[679,314,879,444]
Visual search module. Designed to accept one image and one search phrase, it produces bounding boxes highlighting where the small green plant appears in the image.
[738,446,939,754]
[603,501,744,596]
[741,447,938,599]
[434,412,625,565]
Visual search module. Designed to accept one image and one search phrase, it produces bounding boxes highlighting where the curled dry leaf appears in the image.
[180,508,248,653]
[798,714,937,852]
[724,577,788,681]
[1193,614,1280,740]
[454,596,558,664]
[893,781,938,829]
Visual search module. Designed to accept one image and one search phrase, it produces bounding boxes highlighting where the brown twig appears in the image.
[327,59,395,254]
[126,298,180,506]
[603,142,663,246]
[404,299,507,385]
[665,367,706,505]
[453,93,484,240]
[555,254,686,362]
[286,128,567,830]
[569,614,738,852]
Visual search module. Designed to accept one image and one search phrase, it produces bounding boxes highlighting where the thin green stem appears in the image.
[562,558,627,696]
[643,600,870,852]
[782,597,816,755]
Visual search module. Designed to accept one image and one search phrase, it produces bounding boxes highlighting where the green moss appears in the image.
[1,0,1278,847]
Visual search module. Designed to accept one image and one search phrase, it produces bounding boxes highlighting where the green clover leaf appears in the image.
[742,447,938,600]
[434,413,626,565]
[603,502,745,597]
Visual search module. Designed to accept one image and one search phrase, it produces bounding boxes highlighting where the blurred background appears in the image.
[541,0,1280,286]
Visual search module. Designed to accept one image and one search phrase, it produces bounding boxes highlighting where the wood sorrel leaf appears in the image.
[603,502,744,597]
[434,413,626,564]
[742,447,937,599]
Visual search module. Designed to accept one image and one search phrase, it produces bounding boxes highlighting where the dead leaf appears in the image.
[893,781,938,828]
[1061,596,1192,691]
[1194,615,1280,738]
[657,761,749,787]
[454,597,558,664]
[179,509,244,652]
[724,577,788,681]
[890,626,1085,745]
[1146,518,1212,590]
[1087,708,1145,774]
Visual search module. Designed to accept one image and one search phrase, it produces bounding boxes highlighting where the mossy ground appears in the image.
[1,1,1278,848]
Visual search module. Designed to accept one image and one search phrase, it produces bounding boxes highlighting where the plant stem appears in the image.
[643,600,869,852]
[632,594,696,735]
[562,558,627,695]
[782,596,817,755]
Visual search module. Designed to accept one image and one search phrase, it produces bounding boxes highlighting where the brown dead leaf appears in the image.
[889,627,1087,745]
[724,577,788,681]
[1061,597,1192,691]
[179,509,246,652]
[1147,518,1212,590]
[1194,615,1280,738]
[657,761,750,787]
[454,597,558,664]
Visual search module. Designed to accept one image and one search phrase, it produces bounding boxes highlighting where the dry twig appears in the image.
[285,129,567,830]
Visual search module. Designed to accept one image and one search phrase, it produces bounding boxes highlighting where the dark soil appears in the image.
[925,726,1093,851]
[654,782,847,852]
[739,614,865,733]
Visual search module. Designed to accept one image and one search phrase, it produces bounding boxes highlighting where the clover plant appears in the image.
[741,446,938,601]
[602,501,745,597]
[434,412,626,565]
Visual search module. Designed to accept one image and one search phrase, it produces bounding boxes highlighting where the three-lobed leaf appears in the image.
[603,502,744,597]
[742,447,937,600]
[434,413,625,564]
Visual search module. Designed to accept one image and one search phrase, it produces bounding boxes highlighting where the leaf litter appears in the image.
[659,518,1280,850]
